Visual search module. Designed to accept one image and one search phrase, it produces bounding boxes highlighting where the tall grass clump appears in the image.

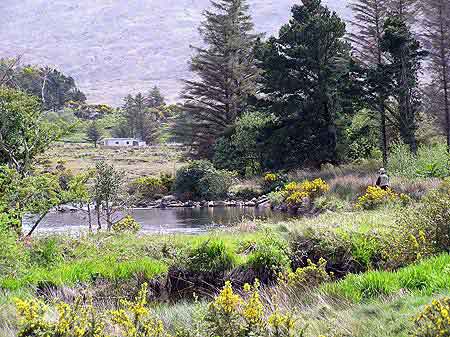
[186,239,237,274]
[325,253,450,302]
[1,256,168,290]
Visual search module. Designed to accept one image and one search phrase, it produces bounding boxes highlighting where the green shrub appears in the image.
[231,186,262,200]
[388,142,450,178]
[246,236,290,280]
[186,240,236,274]
[0,229,27,279]
[29,237,63,268]
[160,172,175,192]
[174,160,234,200]
[130,176,168,200]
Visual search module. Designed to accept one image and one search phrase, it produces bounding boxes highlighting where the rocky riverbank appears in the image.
[134,194,271,209]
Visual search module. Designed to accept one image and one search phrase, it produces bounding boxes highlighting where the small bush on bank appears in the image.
[130,176,168,200]
[283,258,332,289]
[28,237,63,268]
[174,160,235,200]
[231,186,262,200]
[246,236,290,282]
[186,240,236,274]
[262,172,288,194]
[356,186,398,210]
[112,215,141,233]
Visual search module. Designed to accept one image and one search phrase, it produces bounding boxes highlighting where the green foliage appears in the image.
[262,172,288,194]
[388,142,450,178]
[159,173,174,192]
[325,253,450,302]
[174,161,234,200]
[2,256,168,290]
[186,240,236,274]
[246,236,290,280]
[112,216,141,233]
[256,0,351,168]
[232,186,262,201]
[92,161,126,229]
[182,0,262,157]
[0,88,67,174]
[340,109,381,162]
[0,229,27,279]
[213,111,274,176]
[28,238,63,268]
[0,60,86,111]
[131,176,168,200]
[85,120,103,147]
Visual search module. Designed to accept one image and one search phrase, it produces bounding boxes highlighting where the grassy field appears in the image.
[37,142,187,180]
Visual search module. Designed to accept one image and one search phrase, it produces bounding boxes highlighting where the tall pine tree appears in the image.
[421,0,450,150]
[256,0,351,168]
[349,0,390,164]
[380,15,427,153]
[182,0,261,157]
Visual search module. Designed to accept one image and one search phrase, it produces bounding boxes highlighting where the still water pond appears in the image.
[23,207,292,235]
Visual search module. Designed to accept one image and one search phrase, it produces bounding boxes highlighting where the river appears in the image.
[23,207,292,235]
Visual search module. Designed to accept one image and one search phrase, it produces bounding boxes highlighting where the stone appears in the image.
[163,195,177,202]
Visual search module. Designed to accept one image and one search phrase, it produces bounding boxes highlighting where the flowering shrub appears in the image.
[264,173,278,183]
[16,282,297,337]
[111,283,170,337]
[112,215,141,233]
[204,280,296,337]
[283,258,332,288]
[284,178,330,208]
[15,297,107,337]
[262,172,288,193]
[356,186,398,210]
[413,297,450,337]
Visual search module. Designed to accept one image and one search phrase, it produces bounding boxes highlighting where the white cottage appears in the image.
[103,138,147,147]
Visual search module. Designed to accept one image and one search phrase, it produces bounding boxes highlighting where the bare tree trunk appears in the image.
[87,203,92,232]
[96,204,102,230]
[26,212,48,237]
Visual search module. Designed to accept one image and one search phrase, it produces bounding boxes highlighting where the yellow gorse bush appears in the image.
[284,258,332,288]
[284,178,330,207]
[413,297,450,337]
[112,215,141,233]
[16,281,298,337]
[15,297,108,337]
[111,283,170,337]
[205,280,296,337]
[356,186,398,210]
[264,173,278,183]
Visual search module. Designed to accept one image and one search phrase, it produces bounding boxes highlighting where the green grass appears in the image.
[325,253,450,302]
[1,256,168,290]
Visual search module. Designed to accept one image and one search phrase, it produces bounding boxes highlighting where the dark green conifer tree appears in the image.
[182,0,261,157]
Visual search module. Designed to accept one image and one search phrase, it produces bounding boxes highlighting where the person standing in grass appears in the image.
[376,168,390,190]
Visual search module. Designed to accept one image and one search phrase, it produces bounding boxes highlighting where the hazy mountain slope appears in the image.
[0,0,351,105]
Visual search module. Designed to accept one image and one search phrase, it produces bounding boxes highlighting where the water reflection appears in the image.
[23,207,291,235]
